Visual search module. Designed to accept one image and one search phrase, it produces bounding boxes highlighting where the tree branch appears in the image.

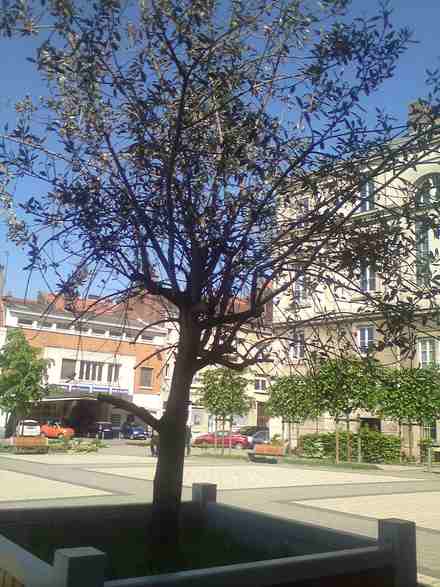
[97,393,161,431]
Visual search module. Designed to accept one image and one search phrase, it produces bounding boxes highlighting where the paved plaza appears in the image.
[0,469,110,501]
[84,462,420,490]
[0,444,439,583]
[294,491,440,532]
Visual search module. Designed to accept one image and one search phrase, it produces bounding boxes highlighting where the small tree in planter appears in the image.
[0,329,51,435]
[378,365,440,461]
[0,0,429,561]
[198,368,251,455]
[266,374,322,453]
[311,356,383,463]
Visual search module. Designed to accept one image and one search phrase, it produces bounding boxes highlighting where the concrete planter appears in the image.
[0,483,417,587]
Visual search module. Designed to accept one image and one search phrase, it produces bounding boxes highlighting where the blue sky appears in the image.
[0,0,440,298]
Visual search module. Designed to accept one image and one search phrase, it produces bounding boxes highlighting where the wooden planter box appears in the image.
[0,484,417,587]
[14,436,49,454]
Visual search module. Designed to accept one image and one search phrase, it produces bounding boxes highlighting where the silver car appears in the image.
[16,420,41,437]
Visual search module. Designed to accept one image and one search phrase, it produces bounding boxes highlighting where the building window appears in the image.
[60,358,76,380]
[297,198,309,228]
[358,326,375,354]
[17,317,34,326]
[56,322,70,331]
[254,378,267,392]
[416,220,431,286]
[141,332,154,341]
[91,327,106,336]
[289,331,305,359]
[37,321,53,329]
[140,367,153,388]
[107,364,121,383]
[79,360,104,382]
[360,265,376,292]
[359,181,375,212]
[361,418,381,433]
[77,325,89,334]
[416,173,440,207]
[109,329,122,338]
[293,271,308,303]
[419,338,436,367]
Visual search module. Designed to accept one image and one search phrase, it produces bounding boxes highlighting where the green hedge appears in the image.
[299,429,401,463]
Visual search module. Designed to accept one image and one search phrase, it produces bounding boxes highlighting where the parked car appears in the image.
[87,421,114,439]
[41,421,75,439]
[251,429,270,448]
[121,424,149,440]
[193,431,251,449]
[238,426,269,437]
[16,420,41,437]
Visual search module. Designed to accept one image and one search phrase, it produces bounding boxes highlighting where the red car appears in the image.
[193,431,251,450]
[41,421,75,439]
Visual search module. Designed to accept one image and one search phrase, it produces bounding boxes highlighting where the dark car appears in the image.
[238,426,269,437]
[121,424,148,440]
[87,421,114,439]
[251,429,270,448]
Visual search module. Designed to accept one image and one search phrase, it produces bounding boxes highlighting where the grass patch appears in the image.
[282,457,380,470]
[194,450,248,461]
[193,451,379,469]
[126,440,150,447]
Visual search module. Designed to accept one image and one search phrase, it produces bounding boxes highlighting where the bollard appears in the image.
[192,483,217,506]
[53,547,106,587]
[378,518,417,587]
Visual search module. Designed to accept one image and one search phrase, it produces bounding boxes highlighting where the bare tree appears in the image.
[0,0,436,551]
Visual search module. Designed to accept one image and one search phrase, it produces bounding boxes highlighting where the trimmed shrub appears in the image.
[299,429,401,463]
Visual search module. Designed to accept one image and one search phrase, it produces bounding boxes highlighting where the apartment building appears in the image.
[0,292,167,434]
[271,103,440,453]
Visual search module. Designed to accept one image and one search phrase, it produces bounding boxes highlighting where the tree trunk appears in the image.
[287,421,292,454]
[399,420,403,463]
[335,417,340,464]
[408,423,413,460]
[150,318,200,564]
[229,418,232,455]
[346,416,351,462]
[357,416,362,464]
[214,417,218,452]
[221,417,225,456]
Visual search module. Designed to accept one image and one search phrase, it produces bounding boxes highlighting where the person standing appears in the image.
[185,425,192,457]
[150,430,159,457]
